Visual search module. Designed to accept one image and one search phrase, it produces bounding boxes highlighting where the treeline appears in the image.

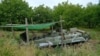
[0,0,100,28]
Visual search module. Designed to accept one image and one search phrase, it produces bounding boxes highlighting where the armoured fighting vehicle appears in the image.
[0,19,90,48]
[34,28,90,48]
[12,20,90,47]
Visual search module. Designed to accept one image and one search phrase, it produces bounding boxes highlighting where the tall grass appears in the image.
[0,28,100,56]
[80,28,100,40]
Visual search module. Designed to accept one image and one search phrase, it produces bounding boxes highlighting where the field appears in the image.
[0,28,100,56]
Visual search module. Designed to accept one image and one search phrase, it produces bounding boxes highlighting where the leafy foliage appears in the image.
[53,2,83,28]
[0,0,33,24]
[0,1,99,29]
[33,5,53,23]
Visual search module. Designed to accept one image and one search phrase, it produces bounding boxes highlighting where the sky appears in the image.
[25,0,98,8]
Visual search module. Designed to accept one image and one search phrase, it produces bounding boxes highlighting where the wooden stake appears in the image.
[51,20,54,32]
[25,18,29,45]
[11,24,14,38]
[31,17,33,24]
[10,18,14,38]
[60,15,64,46]
[60,15,63,37]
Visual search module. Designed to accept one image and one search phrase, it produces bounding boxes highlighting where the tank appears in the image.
[34,28,90,48]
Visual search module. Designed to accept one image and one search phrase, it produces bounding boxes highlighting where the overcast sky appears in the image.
[25,0,98,8]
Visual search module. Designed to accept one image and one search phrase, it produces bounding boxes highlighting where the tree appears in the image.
[53,2,83,28]
[82,3,99,28]
[98,0,100,28]
[0,0,33,25]
[33,5,53,23]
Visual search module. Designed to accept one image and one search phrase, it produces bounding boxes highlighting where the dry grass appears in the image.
[0,38,99,56]
[0,28,100,56]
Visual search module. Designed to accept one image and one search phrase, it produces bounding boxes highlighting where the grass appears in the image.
[79,28,100,40]
[0,28,100,56]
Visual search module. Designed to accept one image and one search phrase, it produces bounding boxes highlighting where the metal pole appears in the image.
[25,18,29,45]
